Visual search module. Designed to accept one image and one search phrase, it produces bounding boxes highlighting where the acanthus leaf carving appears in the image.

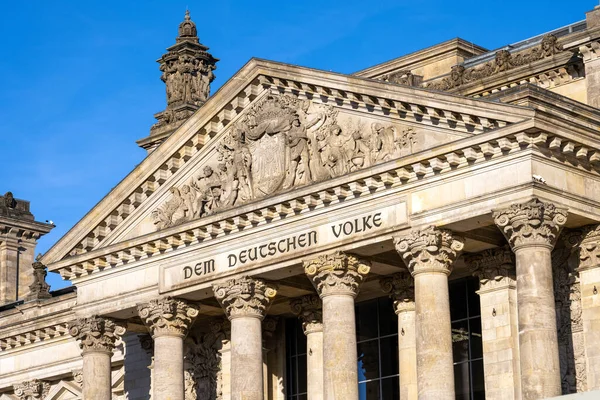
[290,294,323,334]
[379,271,415,314]
[152,92,420,230]
[137,297,199,338]
[13,379,50,400]
[212,276,277,319]
[304,251,371,297]
[68,316,126,354]
[466,247,516,291]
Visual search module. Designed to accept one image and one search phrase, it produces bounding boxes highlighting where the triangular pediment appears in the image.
[42,58,535,268]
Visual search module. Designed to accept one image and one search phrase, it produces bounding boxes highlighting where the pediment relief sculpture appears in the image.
[152,93,419,230]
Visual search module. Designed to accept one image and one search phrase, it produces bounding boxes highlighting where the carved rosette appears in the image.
[493,198,568,251]
[467,247,516,291]
[577,224,600,271]
[212,276,278,320]
[68,316,126,354]
[394,226,464,276]
[290,295,323,334]
[379,272,415,314]
[13,379,50,400]
[304,251,371,298]
[138,297,199,338]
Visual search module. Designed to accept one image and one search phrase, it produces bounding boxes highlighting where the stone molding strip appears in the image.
[48,121,600,281]
[0,322,69,352]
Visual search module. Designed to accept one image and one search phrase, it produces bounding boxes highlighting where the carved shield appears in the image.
[248,132,287,196]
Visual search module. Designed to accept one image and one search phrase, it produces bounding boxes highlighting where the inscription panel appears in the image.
[160,201,407,292]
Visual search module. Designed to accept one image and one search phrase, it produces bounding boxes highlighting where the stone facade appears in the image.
[4,6,600,400]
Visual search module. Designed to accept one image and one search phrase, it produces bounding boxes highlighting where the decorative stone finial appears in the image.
[137,297,199,338]
[304,251,371,298]
[290,295,323,334]
[466,247,516,291]
[13,379,50,400]
[177,10,198,42]
[27,257,51,301]
[493,198,568,250]
[379,271,415,314]
[394,226,464,276]
[212,276,277,320]
[68,316,126,354]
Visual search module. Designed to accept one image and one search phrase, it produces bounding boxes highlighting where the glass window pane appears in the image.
[450,280,468,321]
[378,296,397,336]
[356,299,379,341]
[454,362,470,400]
[296,322,307,355]
[452,320,470,363]
[470,317,483,360]
[471,359,486,400]
[358,340,380,382]
[467,277,481,318]
[297,354,307,394]
[358,380,380,400]
[381,376,400,400]
[380,336,399,377]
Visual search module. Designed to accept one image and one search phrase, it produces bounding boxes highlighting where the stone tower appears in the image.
[0,192,53,306]
[137,10,219,152]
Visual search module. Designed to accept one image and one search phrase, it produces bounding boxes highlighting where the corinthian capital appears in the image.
[466,247,516,291]
[212,276,277,320]
[137,297,199,338]
[394,226,464,276]
[290,295,323,334]
[68,316,126,354]
[379,271,415,314]
[13,379,50,400]
[304,251,371,298]
[493,198,567,250]
[577,224,600,271]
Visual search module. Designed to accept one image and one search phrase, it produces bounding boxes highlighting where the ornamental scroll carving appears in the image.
[212,276,278,319]
[184,318,229,400]
[152,93,419,230]
[13,379,50,400]
[467,247,516,291]
[394,226,464,276]
[427,34,563,91]
[379,271,415,314]
[137,297,199,338]
[304,251,371,297]
[68,316,126,353]
[290,295,323,334]
[493,198,568,250]
[552,244,586,394]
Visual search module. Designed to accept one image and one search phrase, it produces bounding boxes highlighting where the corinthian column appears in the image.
[380,272,417,400]
[69,316,126,400]
[213,276,278,400]
[494,198,567,399]
[290,294,324,400]
[394,226,464,400]
[304,251,371,400]
[137,297,199,400]
[468,248,521,400]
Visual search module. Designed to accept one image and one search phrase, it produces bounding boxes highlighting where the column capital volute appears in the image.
[68,315,126,354]
[137,297,199,338]
[303,251,371,298]
[13,379,51,400]
[379,271,415,314]
[290,294,323,334]
[493,197,568,251]
[393,226,464,276]
[466,247,516,292]
[212,276,278,320]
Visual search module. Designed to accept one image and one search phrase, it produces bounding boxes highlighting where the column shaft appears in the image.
[82,351,112,400]
[323,294,358,400]
[414,273,454,400]
[398,310,417,400]
[307,330,324,400]
[515,247,561,398]
[231,317,264,400]
[153,335,184,400]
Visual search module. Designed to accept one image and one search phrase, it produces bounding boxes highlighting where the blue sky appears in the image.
[1,1,596,289]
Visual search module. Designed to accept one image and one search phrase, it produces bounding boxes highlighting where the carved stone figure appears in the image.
[3,191,15,208]
[13,379,50,400]
[319,124,354,177]
[27,254,51,300]
[371,122,397,162]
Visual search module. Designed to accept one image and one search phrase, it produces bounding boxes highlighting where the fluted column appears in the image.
[291,294,324,400]
[137,297,199,400]
[380,272,417,400]
[494,198,567,399]
[468,248,521,400]
[394,226,464,400]
[69,316,125,400]
[304,251,371,400]
[213,276,278,400]
[575,225,600,390]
